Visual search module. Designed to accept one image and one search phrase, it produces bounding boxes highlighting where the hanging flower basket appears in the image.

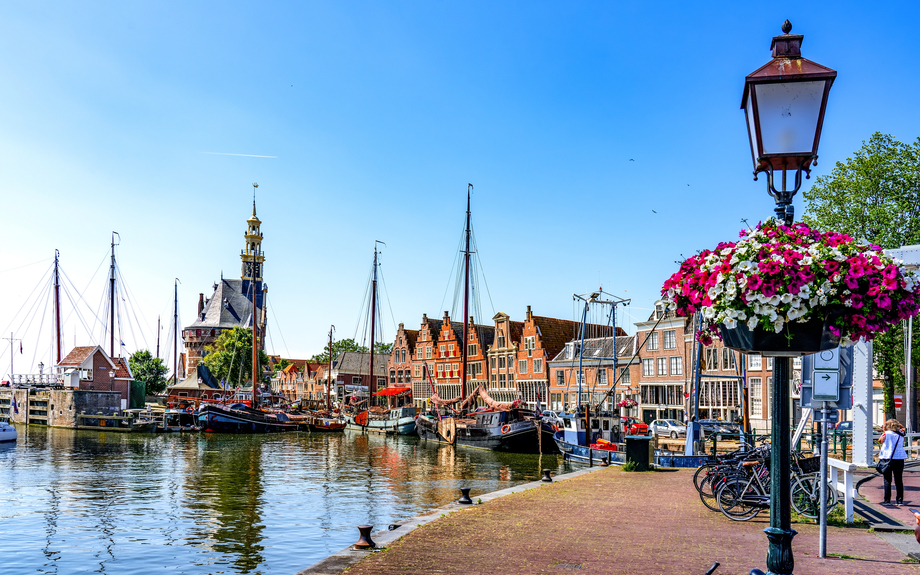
[661,219,920,354]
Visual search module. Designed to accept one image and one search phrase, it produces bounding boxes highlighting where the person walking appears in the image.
[878,418,908,505]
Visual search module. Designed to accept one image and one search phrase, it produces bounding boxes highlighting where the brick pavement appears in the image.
[343,467,919,575]
[859,465,920,529]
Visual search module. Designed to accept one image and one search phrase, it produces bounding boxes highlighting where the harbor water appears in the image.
[0,424,573,574]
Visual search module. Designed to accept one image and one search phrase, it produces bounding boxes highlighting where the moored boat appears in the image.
[552,412,625,465]
[0,421,17,442]
[346,405,417,435]
[197,403,299,433]
[416,404,540,452]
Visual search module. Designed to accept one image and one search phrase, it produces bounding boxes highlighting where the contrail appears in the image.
[201,152,277,158]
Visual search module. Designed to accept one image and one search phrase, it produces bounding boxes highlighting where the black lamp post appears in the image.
[741,21,835,575]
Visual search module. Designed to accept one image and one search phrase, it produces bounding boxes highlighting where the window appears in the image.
[426,347,432,359]
[598,369,607,385]
[448,344,455,356]
[524,337,535,356]
[497,334,506,348]
[766,357,774,370]
[452,363,459,373]
[748,354,762,370]
[647,331,659,351]
[352,376,362,385]
[663,330,677,350]
[439,345,445,356]
[490,357,496,369]
[767,377,773,419]
[721,348,736,370]
[556,371,564,386]
[642,359,654,377]
[518,360,527,374]
[670,356,682,376]
[705,348,718,371]
[620,367,631,385]
[498,356,505,369]
[750,378,762,418]
[499,374,506,387]
[437,365,443,377]
[533,359,543,373]
[657,357,667,376]
[414,365,421,378]
[468,343,477,357]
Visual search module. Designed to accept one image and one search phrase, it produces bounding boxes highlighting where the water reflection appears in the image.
[0,426,572,574]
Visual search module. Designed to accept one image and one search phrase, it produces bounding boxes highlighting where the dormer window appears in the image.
[223,298,229,309]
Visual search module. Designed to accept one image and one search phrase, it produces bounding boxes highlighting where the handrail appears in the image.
[827,457,856,523]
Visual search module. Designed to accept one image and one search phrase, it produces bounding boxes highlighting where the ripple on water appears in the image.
[0,425,572,574]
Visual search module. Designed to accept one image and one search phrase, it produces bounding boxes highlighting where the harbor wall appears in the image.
[0,388,121,427]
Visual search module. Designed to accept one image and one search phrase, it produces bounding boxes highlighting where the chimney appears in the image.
[526,305,532,320]
[198,293,205,316]
[444,311,450,321]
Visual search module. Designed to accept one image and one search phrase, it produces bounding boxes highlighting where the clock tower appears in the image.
[241,200,265,310]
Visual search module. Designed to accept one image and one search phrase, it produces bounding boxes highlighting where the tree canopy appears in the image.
[201,327,272,386]
[308,338,393,363]
[128,349,168,394]
[802,132,920,419]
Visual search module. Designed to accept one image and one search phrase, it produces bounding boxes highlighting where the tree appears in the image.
[309,338,369,363]
[273,358,292,373]
[202,327,272,386]
[374,342,393,356]
[128,350,168,394]
[803,132,920,420]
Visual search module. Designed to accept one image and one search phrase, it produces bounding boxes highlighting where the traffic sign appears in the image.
[814,348,840,371]
[895,395,903,409]
[813,370,840,401]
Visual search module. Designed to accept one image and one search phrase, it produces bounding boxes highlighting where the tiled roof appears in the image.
[185,279,257,330]
[548,335,637,363]
[112,357,132,379]
[404,329,420,350]
[532,316,615,360]
[333,352,389,376]
[59,346,98,366]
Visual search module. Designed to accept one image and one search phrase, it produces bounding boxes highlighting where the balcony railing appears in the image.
[9,374,64,385]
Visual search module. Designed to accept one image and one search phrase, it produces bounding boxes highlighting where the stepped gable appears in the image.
[188,279,255,329]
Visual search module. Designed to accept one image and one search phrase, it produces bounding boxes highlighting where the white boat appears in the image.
[0,421,17,442]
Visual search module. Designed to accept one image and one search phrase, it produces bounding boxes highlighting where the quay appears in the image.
[302,465,920,575]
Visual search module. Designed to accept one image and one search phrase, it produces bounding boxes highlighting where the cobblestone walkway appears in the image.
[344,467,919,575]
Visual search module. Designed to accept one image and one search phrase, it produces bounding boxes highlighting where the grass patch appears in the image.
[790,504,865,527]
[622,460,639,472]
[828,553,864,560]
[902,557,920,564]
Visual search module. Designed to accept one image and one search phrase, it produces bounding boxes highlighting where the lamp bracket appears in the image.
[752,155,815,225]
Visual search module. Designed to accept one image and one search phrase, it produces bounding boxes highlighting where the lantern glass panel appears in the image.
[745,90,760,162]
[754,80,825,155]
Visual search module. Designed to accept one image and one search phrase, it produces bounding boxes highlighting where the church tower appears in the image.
[241,199,266,311]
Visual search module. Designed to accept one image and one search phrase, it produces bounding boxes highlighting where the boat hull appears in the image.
[345,415,416,435]
[197,405,299,434]
[553,432,625,465]
[308,418,346,432]
[416,415,539,453]
[0,422,17,442]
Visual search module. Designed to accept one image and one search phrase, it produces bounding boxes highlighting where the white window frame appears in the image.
[533,359,543,373]
[646,331,659,351]
[642,359,654,377]
[657,357,667,376]
[670,356,682,376]
[748,354,762,370]
[663,330,676,350]
[518,359,527,374]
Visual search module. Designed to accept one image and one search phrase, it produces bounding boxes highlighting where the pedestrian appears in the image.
[877,418,908,505]
[913,510,920,545]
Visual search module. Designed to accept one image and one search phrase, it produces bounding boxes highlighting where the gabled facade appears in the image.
[547,335,638,413]
[634,302,692,423]
[388,323,419,388]
[409,314,442,408]
[332,352,389,402]
[56,345,133,404]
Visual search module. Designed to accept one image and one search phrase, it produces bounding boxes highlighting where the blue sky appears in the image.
[2,1,918,372]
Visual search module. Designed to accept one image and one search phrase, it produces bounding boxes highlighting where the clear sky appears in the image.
[2,1,918,374]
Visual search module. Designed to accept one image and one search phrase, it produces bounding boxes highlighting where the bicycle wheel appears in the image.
[699,472,728,512]
[693,463,717,494]
[717,477,762,521]
[790,472,838,519]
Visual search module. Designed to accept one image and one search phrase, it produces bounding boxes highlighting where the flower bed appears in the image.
[662,219,920,346]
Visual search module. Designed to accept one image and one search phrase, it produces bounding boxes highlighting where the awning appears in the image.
[373,387,411,396]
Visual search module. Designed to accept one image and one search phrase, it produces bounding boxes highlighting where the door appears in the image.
[642,410,655,425]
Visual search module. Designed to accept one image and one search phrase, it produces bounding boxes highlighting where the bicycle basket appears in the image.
[797,456,820,474]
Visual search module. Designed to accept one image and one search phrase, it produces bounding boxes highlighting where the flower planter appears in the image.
[719,314,839,357]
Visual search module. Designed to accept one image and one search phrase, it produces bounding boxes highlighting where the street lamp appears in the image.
[741,19,836,225]
[741,21,835,575]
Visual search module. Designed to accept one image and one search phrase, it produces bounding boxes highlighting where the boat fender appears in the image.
[501,424,511,435]
[186,406,194,415]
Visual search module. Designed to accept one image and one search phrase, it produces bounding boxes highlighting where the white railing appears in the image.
[827,457,856,523]
[10,374,64,385]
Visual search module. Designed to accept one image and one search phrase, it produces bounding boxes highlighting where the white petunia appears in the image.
[747,316,759,330]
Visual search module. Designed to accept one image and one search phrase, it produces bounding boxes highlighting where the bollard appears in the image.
[458,487,473,504]
[541,469,553,482]
[354,525,375,549]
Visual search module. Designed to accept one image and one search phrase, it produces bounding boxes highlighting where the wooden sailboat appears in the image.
[414,185,541,452]
[307,326,346,432]
[343,243,417,435]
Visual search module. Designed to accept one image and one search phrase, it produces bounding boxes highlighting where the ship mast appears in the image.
[461,184,472,400]
[173,278,179,383]
[327,325,335,411]
[252,273,259,409]
[368,242,382,402]
[109,232,118,357]
[53,249,62,364]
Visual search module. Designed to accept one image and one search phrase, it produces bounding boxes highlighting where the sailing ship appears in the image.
[414,185,541,452]
[306,326,346,432]
[552,289,631,464]
[343,243,417,435]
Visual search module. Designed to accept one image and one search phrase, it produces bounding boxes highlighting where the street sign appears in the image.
[813,409,839,423]
[895,395,903,409]
[814,348,840,371]
[813,370,840,401]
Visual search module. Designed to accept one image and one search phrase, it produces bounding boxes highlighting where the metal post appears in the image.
[765,356,795,575]
[819,403,829,558]
[852,341,873,467]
